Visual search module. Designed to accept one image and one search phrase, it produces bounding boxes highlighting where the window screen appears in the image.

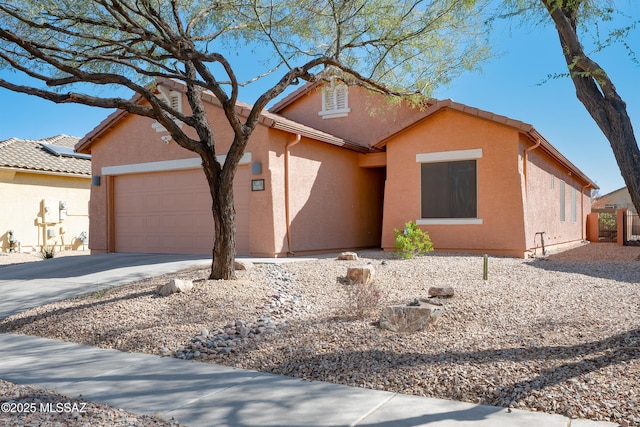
[421,160,477,218]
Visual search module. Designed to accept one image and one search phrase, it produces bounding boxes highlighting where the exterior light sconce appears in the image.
[92,176,101,186]
[251,179,265,191]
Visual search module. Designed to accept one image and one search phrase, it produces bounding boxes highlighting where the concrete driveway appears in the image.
[0,253,210,319]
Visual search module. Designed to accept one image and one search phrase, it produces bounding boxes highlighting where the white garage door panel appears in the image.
[114,167,249,255]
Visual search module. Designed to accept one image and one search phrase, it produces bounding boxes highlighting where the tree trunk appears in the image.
[544,0,640,214]
[580,90,640,215]
[210,175,237,280]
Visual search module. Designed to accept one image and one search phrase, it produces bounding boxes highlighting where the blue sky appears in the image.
[0,8,638,196]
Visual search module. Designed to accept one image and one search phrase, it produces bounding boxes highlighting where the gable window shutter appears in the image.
[152,90,184,133]
[319,82,351,119]
[324,87,336,111]
[335,84,347,110]
[169,92,182,113]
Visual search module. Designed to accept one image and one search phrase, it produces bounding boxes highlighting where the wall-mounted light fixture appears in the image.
[92,176,101,186]
[251,179,265,191]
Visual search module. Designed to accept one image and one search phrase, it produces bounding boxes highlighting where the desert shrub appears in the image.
[346,281,384,319]
[393,221,434,259]
[39,245,57,259]
[599,212,616,228]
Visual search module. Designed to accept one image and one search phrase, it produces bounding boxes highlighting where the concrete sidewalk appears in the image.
[0,334,616,427]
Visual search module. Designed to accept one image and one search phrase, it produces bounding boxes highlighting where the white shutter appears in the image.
[319,82,350,119]
[335,84,347,110]
[169,92,182,113]
[152,90,184,133]
[323,86,336,111]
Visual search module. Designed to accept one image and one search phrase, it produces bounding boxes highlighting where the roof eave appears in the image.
[269,81,323,113]
[371,100,597,189]
[0,166,91,178]
[268,120,370,153]
[527,129,598,189]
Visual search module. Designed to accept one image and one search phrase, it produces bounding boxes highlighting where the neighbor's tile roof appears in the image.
[0,135,91,176]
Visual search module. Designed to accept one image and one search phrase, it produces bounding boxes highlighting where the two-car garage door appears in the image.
[113,167,249,255]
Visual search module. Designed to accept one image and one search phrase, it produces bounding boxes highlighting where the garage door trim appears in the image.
[102,152,252,176]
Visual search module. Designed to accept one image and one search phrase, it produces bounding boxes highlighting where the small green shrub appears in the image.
[394,221,434,259]
[39,245,57,259]
[93,287,108,299]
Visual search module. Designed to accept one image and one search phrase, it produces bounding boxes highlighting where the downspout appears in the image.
[285,134,301,255]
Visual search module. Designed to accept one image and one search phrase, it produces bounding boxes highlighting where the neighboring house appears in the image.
[592,187,637,214]
[76,78,597,258]
[0,135,91,253]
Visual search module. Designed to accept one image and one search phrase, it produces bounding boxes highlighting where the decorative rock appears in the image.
[422,296,443,306]
[346,266,375,285]
[338,252,359,261]
[178,264,303,358]
[156,279,194,297]
[379,301,442,332]
[238,326,250,338]
[428,286,455,298]
[234,260,254,270]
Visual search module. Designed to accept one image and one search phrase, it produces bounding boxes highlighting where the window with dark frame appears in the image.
[421,160,477,219]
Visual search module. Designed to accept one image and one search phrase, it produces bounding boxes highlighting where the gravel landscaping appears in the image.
[0,379,183,427]
[1,243,639,426]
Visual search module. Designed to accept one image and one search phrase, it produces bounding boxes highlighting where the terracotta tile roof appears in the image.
[370,99,597,189]
[77,79,370,154]
[76,78,596,188]
[0,135,91,176]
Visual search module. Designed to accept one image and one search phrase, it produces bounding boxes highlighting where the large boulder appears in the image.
[156,279,194,297]
[346,265,375,285]
[379,300,442,332]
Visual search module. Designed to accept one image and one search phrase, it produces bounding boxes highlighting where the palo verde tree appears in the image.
[501,0,640,213]
[0,0,490,279]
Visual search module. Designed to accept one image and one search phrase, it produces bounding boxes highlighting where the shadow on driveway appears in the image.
[0,253,209,280]
[0,253,210,319]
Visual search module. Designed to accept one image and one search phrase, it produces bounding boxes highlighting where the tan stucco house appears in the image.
[75,79,597,258]
[592,187,637,214]
[0,135,91,253]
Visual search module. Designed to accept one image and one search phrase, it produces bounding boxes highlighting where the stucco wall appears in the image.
[0,169,90,252]
[84,91,383,256]
[276,86,427,147]
[266,132,384,256]
[521,139,592,251]
[381,109,527,257]
[85,113,200,253]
